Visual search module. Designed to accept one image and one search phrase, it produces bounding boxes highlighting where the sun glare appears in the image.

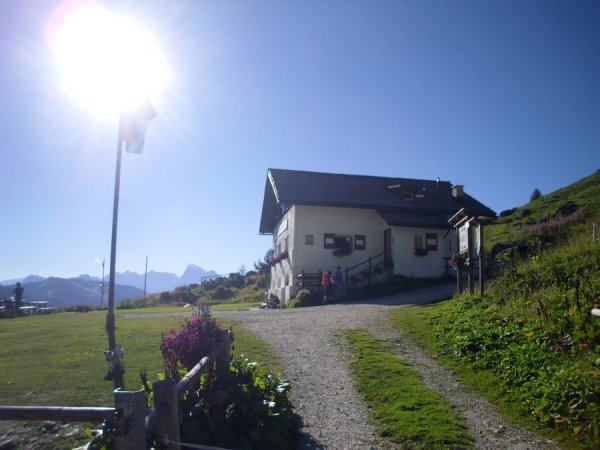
[47,1,166,117]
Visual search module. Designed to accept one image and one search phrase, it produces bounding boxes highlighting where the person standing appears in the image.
[13,282,25,315]
[321,271,331,304]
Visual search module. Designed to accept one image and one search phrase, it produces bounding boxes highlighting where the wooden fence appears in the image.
[0,329,232,450]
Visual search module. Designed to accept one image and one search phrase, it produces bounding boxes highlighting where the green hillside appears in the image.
[485,170,600,249]
[393,170,600,448]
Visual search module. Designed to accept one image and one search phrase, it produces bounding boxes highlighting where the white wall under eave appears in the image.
[269,205,389,302]
[269,207,297,303]
[269,206,455,301]
[391,226,453,278]
[292,205,388,275]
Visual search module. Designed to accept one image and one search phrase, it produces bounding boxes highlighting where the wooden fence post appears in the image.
[467,221,475,295]
[478,223,485,299]
[216,329,232,381]
[152,381,181,450]
[114,389,146,450]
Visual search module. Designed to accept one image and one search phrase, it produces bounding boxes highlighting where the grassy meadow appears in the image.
[0,308,278,408]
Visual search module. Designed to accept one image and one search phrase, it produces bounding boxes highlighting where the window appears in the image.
[426,233,438,251]
[324,233,335,249]
[355,234,366,250]
[414,234,428,256]
[305,234,314,246]
[404,192,414,201]
[414,235,424,250]
[334,235,352,249]
[325,233,353,250]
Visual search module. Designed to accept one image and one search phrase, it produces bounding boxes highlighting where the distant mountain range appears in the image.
[111,264,218,293]
[0,264,219,307]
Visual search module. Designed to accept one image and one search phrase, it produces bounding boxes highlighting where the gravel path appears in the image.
[215,284,559,450]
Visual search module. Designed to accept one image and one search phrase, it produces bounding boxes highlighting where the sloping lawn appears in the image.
[0,310,278,406]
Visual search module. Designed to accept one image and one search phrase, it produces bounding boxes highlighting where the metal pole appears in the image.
[0,406,115,422]
[107,115,124,389]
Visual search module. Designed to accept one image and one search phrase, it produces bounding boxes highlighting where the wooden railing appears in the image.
[344,252,387,286]
[295,270,323,291]
[0,329,232,450]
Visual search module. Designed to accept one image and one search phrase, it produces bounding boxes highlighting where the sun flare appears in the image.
[47,1,166,117]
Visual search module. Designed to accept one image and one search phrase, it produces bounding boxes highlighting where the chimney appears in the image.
[452,185,464,198]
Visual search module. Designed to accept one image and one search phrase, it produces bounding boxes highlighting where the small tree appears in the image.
[253,249,274,276]
[530,188,542,202]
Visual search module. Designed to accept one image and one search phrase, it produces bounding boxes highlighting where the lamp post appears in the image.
[105,103,156,389]
[47,2,162,389]
[105,116,125,388]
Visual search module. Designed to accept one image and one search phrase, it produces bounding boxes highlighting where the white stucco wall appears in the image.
[391,226,454,278]
[269,205,389,301]
[269,205,456,301]
[270,212,295,300]
[292,205,388,274]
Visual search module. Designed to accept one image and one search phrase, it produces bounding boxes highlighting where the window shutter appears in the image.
[426,233,438,251]
[324,233,335,249]
[355,234,366,250]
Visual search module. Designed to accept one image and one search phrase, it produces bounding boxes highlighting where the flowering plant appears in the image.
[269,250,289,266]
[160,313,221,381]
[518,208,588,240]
[448,254,465,268]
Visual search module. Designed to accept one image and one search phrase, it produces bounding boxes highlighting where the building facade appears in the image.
[259,169,495,302]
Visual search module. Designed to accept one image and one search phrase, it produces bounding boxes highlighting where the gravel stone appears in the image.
[215,284,559,449]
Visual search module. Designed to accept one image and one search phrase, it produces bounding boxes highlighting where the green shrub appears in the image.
[174,358,296,449]
[117,295,161,309]
[295,289,318,307]
[62,304,98,313]
[211,286,235,300]
[284,298,300,308]
[431,235,600,447]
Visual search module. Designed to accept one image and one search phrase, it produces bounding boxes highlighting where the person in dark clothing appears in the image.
[13,282,25,315]
[268,293,280,309]
[322,271,332,304]
[334,266,345,300]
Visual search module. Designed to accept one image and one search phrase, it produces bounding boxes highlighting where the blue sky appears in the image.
[1,0,599,281]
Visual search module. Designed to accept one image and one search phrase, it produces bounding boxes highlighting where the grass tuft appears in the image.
[343,329,473,449]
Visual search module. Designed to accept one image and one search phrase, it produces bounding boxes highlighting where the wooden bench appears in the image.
[19,306,37,315]
[295,271,323,291]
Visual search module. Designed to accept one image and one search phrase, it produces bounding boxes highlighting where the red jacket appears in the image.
[322,273,331,288]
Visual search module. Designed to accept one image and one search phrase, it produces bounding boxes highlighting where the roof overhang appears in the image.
[378,210,452,229]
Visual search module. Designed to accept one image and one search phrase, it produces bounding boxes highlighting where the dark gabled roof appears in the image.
[259,168,496,234]
[376,211,453,229]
